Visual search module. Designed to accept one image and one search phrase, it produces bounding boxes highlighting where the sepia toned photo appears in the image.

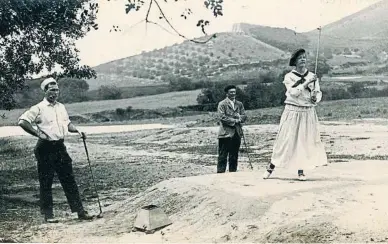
[1,0,388,242]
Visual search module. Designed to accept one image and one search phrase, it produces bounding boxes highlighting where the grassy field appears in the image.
[322,75,388,82]
[315,97,388,120]
[3,85,388,127]
[326,55,369,66]
[0,89,203,126]
[86,84,171,100]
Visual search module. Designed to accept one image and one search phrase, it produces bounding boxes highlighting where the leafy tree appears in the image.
[58,78,89,103]
[322,88,351,101]
[323,47,333,59]
[12,78,42,108]
[243,81,285,109]
[343,47,352,55]
[1,0,224,110]
[348,82,365,97]
[11,77,89,108]
[307,58,331,78]
[98,85,122,100]
[169,76,195,91]
[197,71,285,110]
[197,82,246,106]
[334,48,342,55]
[0,0,98,110]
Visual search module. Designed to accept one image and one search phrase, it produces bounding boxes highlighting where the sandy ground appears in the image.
[2,119,388,242]
[27,161,388,243]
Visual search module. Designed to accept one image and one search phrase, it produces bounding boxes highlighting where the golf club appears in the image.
[313,26,322,90]
[241,129,253,170]
[81,132,103,218]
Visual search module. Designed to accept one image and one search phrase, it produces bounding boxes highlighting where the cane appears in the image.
[81,132,103,218]
[240,129,253,170]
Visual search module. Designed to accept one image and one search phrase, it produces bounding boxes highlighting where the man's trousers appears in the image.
[34,139,84,216]
[217,133,241,173]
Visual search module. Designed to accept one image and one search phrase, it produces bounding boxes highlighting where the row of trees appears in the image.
[196,71,388,112]
[196,71,286,110]
[12,78,90,109]
[7,78,127,109]
[8,54,331,109]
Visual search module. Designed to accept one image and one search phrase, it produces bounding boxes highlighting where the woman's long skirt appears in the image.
[270,104,328,172]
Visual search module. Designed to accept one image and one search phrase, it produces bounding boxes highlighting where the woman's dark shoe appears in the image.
[298,174,306,181]
[298,169,306,181]
[263,163,275,179]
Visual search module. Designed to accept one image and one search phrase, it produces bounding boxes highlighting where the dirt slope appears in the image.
[3,119,388,242]
[23,160,388,243]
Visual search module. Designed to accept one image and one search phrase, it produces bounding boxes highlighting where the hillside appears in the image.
[303,0,388,59]
[88,32,286,90]
[306,0,388,48]
[85,1,388,90]
[234,1,388,67]
[235,23,311,53]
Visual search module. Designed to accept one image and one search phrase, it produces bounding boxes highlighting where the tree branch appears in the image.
[147,20,176,36]
[145,0,153,22]
[148,0,215,44]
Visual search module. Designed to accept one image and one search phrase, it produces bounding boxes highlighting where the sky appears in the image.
[75,0,382,67]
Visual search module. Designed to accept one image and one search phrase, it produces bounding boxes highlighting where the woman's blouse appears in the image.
[283,69,322,107]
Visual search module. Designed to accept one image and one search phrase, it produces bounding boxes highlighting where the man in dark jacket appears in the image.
[217,85,247,173]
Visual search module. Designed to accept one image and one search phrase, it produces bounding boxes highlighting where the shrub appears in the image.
[126,106,133,112]
[116,108,125,116]
[169,76,195,91]
[98,85,122,100]
[196,70,285,111]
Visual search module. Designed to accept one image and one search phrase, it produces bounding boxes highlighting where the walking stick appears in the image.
[81,132,103,218]
[241,128,253,170]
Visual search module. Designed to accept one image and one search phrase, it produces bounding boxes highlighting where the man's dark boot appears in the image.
[77,210,95,220]
[44,211,59,223]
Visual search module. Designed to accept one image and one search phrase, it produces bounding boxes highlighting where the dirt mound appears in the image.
[5,122,388,242]
[23,160,388,243]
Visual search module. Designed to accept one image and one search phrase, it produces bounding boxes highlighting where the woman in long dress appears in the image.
[263,48,328,181]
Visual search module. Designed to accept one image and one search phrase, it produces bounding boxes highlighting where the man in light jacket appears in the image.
[217,85,247,173]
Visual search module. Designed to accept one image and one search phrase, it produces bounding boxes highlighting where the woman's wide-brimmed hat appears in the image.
[289,48,306,66]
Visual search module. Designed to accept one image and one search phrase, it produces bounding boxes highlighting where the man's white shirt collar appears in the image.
[226,97,235,109]
[42,98,57,106]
